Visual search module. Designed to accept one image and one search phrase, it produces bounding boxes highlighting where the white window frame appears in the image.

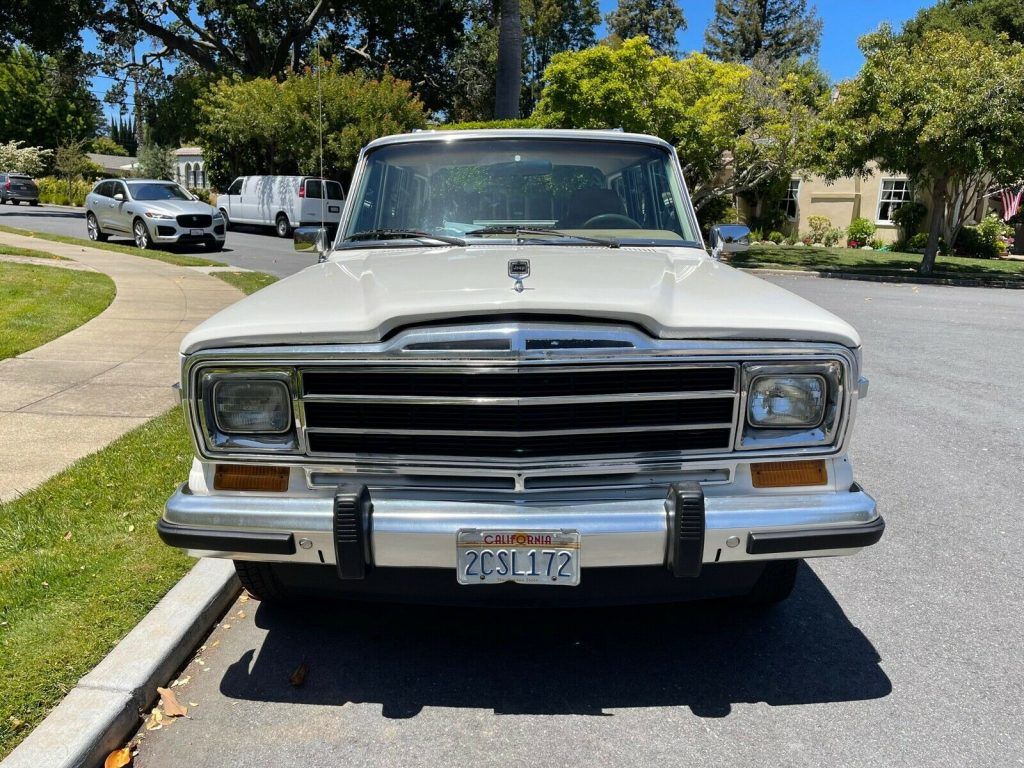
[876,178,912,224]
[780,179,800,221]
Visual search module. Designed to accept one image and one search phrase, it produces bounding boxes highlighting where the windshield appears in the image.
[342,137,700,246]
[127,182,192,201]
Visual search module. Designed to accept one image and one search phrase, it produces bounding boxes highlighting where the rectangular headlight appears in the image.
[213,379,292,434]
[748,375,826,428]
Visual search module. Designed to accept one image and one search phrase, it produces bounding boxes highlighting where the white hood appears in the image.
[181,245,861,354]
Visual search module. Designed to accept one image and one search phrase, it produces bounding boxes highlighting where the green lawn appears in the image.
[0,224,219,268]
[212,270,279,294]
[0,262,116,360]
[0,411,196,758]
[0,244,67,261]
[728,246,1024,284]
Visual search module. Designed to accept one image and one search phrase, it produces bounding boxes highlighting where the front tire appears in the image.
[204,240,224,252]
[133,218,151,250]
[275,213,291,238]
[745,559,799,607]
[29,200,38,206]
[233,561,288,602]
[86,212,108,242]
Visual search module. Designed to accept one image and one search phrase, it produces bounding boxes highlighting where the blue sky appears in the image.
[93,0,933,123]
[596,0,929,81]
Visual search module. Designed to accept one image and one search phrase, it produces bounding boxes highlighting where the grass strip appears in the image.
[730,246,1024,284]
[0,410,196,758]
[212,270,279,294]
[0,262,115,360]
[0,224,219,267]
[0,244,68,261]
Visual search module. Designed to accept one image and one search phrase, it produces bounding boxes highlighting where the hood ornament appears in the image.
[508,259,531,293]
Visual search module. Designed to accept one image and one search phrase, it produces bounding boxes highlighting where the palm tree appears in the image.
[494,0,522,119]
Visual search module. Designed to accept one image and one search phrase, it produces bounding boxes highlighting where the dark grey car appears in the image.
[0,173,39,205]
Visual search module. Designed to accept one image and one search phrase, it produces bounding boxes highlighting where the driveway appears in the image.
[0,204,316,278]
[131,275,1024,767]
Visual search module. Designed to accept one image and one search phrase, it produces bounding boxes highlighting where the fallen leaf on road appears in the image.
[195,658,205,666]
[104,746,132,768]
[157,687,188,718]
[144,708,163,731]
[170,676,191,688]
[189,701,199,707]
[221,623,231,630]
[289,663,308,687]
[239,592,250,603]
[236,610,246,619]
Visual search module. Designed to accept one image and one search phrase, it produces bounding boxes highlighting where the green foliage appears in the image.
[891,200,927,238]
[703,0,823,63]
[822,227,842,247]
[0,141,51,176]
[188,187,212,204]
[846,217,876,247]
[605,0,687,56]
[902,0,1024,48]
[444,118,543,130]
[35,176,91,206]
[197,64,427,188]
[89,136,127,157]
[809,26,1024,271]
[136,141,175,180]
[695,193,738,234]
[868,236,886,250]
[957,213,1014,258]
[807,214,832,242]
[767,230,784,244]
[0,46,99,149]
[108,116,137,156]
[534,37,821,207]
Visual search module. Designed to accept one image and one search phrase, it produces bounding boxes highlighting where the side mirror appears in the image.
[113,193,124,202]
[708,224,750,260]
[294,226,330,259]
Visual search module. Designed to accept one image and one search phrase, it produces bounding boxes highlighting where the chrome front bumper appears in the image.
[160,483,882,572]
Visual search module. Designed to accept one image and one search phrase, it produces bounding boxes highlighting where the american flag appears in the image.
[1000,186,1023,221]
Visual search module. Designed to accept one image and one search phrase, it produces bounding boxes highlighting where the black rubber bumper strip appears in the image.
[668,481,705,578]
[334,483,372,580]
[746,516,886,555]
[157,518,296,555]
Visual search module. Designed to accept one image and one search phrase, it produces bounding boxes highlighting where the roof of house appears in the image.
[87,152,138,168]
[174,147,203,156]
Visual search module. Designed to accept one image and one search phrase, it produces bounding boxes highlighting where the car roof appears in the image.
[362,128,675,154]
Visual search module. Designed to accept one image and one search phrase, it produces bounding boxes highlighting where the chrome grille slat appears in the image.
[300,389,739,405]
[303,422,735,437]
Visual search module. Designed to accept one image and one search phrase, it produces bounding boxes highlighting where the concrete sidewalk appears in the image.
[0,232,242,501]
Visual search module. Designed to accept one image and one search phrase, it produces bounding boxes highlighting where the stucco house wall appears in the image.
[173,147,208,189]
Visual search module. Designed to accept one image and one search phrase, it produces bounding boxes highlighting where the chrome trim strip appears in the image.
[303,422,734,438]
[300,389,740,405]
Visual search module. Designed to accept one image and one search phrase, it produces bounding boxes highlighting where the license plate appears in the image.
[456,529,580,586]
[329,205,340,213]
[190,228,203,236]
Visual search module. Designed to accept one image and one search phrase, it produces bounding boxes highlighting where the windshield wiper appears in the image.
[344,228,466,246]
[465,226,619,248]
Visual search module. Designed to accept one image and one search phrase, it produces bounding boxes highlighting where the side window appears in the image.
[226,178,243,196]
[112,182,128,199]
[94,181,109,198]
[326,181,344,200]
[304,178,323,199]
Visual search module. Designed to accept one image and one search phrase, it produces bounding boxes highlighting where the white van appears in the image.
[215,176,345,237]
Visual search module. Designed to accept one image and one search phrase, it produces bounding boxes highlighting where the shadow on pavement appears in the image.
[0,207,82,219]
[219,564,890,718]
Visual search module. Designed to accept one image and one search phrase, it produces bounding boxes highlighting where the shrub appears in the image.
[0,140,51,176]
[956,213,1014,258]
[807,215,832,243]
[767,230,784,244]
[695,194,739,235]
[891,201,927,238]
[823,228,842,247]
[846,217,876,247]
[799,232,813,245]
[749,229,764,243]
[188,187,212,204]
[35,176,92,206]
[868,237,886,250]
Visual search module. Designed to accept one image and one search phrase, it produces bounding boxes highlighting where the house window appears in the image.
[779,179,800,220]
[877,179,912,223]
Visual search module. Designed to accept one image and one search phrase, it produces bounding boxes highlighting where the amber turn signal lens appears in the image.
[214,464,289,492]
[751,460,827,488]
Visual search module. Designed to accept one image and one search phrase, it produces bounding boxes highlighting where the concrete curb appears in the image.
[739,266,1024,289]
[1,558,239,768]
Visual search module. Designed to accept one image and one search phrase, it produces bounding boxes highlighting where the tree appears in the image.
[0,0,96,55]
[809,27,1024,273]
[534,37,822,208]
[605,0,687,56]
[0,140,52,175]
[196,62,427,188]
[902,0,1024,47]
[0,46,100,148]
[90,136,128,156]
[495,0,524,118]
[704,0,822,63]
[53,138,92,200]
[109,116,138,156]
[136,138,175,180]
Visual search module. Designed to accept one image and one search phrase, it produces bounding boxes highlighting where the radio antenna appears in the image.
[316,39,327,257]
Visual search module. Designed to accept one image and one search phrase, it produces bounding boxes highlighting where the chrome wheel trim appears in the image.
[134,221,149,249]
[86,214,98,240]
[276,215,288,237]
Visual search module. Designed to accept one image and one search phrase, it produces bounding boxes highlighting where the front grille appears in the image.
[300,365,738,461]
[176,214,212,228]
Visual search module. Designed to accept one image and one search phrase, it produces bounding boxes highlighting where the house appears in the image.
[173,147,208,189]
[87,153,138,176]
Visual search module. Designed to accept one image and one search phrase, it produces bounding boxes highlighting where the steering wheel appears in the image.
[580,213,641,229]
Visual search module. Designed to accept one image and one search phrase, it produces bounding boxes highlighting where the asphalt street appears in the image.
[0,203,317,277]
[107,271,1024,767]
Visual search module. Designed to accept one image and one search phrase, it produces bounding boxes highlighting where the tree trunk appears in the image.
[494,0,522,120]
[921,174,948,275]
